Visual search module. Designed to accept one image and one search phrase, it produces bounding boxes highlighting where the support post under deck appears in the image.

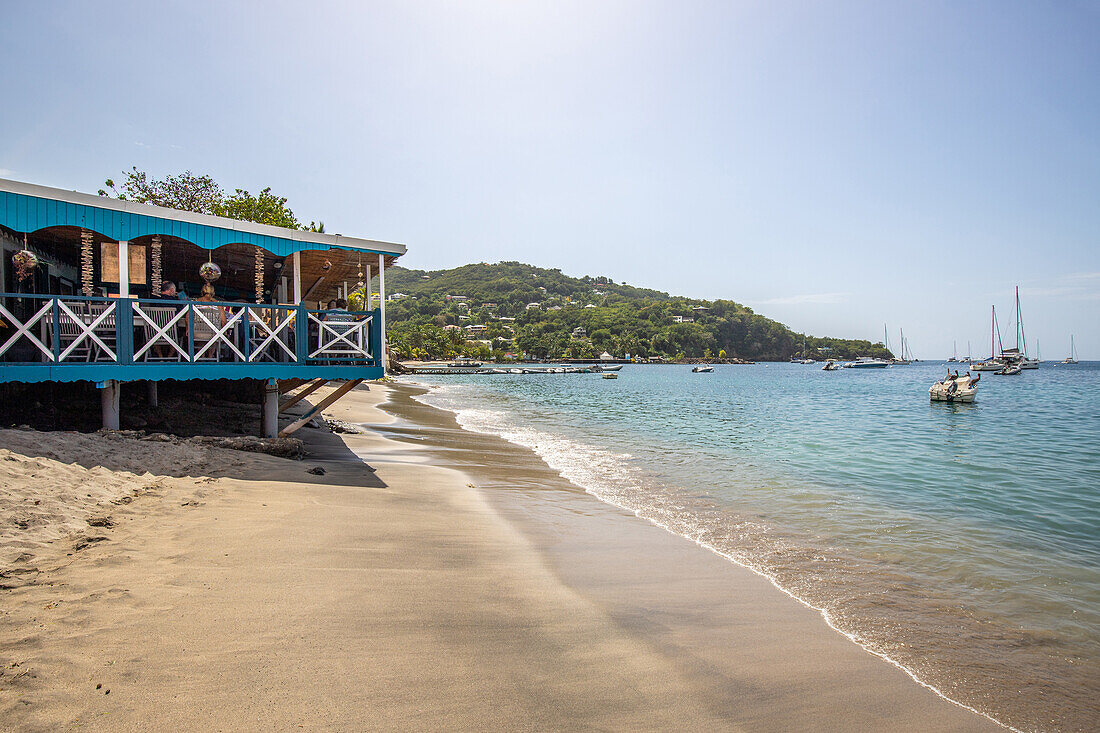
[147,380,158,408]
[99,380,120,430]
[261,379,279,438]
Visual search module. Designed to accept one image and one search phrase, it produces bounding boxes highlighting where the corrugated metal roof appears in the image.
[0,178,406,258]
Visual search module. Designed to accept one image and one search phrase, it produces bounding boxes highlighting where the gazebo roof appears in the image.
[0,177,406,259]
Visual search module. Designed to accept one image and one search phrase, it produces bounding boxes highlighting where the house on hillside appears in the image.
[526,302,541,310]
[599,351,614,361]
[446,294,468,302]
[572,327,587,338]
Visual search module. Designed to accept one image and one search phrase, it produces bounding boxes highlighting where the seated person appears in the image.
[323,299,355,321]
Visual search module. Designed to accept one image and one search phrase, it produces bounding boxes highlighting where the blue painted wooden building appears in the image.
[0,178,405,435]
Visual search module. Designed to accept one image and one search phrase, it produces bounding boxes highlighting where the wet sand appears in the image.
[1,381,1001,731]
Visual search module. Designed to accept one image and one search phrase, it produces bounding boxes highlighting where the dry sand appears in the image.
[0,381,1001,731]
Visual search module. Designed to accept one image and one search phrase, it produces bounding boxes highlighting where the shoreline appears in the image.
[395,381,1019,730]
[337,382,1003,730]
[2,381,999,730]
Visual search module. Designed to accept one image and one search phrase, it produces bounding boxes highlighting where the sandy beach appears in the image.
[0,381,1001,731]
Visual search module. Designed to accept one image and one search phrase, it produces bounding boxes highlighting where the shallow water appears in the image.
[405,361,1100,732]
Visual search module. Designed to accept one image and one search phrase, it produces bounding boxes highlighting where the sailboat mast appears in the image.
[991,306,995,360]
[1016,285,1027,357]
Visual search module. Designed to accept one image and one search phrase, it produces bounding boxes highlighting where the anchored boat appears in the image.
[930,372,979,402]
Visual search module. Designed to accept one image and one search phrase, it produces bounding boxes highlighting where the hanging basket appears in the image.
[12,249,39,282]
[199,262,222,282]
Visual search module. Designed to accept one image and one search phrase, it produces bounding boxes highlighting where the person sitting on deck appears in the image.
[322,298,354,321]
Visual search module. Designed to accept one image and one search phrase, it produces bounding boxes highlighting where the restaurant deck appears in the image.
[0,178,406,434]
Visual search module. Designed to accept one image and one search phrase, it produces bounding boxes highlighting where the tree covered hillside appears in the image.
[379,262,890,362]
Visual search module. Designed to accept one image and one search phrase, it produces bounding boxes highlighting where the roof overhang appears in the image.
[0,177,406,259]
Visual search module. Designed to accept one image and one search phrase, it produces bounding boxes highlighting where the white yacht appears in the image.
[846,357,890,369]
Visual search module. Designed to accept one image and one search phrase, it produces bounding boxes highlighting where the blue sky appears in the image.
[2,1,1097,357]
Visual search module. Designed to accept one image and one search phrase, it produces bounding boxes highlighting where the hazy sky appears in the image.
[2,1,1097,357]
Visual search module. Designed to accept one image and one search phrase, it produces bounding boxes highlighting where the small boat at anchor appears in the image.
[997,365,1022,376]
[846,357,889,369]
[602,372,618,379]
[692,364,714,373]
[929,371,979,402]
[1063,336,1079,364]
[821,360,839,371]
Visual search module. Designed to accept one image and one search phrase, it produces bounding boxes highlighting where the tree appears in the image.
[99,167,223,213]
[213,187,299,228]
[100,168,318,231]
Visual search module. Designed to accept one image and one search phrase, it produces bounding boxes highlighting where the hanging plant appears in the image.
[199,261,222,282]
[12,249,38,282]
[321,259,332,271]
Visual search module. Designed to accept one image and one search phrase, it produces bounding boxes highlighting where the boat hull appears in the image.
[929,377,978,402]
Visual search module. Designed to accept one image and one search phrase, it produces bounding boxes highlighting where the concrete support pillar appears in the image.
[99,380,120,430]
[378,253,387,374]
[261,379,279,438]
[117,241,130,298]
[147,380,158,407]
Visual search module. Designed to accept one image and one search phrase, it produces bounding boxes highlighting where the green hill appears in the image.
[377,261,891,362]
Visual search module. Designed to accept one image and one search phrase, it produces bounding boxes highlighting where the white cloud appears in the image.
[755,292,849,306]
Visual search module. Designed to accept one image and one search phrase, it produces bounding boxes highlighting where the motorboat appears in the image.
[929,372,979,402]
[997,365,1022,376]
[846,357,889,368]
[593,364,623,372]
[692,364,714,373]
[821,360,840,371]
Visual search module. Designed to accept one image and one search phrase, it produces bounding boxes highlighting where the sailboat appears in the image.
[1063,336,1079,364]
[999,286,1039,369]
[948,340,958,363]
[962,341,972,362]
[892,327,911,365]
[971,306,1005,371]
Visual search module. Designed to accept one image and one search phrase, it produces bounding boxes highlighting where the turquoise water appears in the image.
[407,362,1100,731]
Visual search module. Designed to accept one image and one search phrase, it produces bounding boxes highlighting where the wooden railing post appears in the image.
[116,298,134,365]
[295,305,308,363]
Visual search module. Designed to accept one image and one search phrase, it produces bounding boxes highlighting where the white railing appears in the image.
[1,294,379,369]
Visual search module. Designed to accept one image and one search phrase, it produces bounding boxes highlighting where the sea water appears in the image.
[406,362,1100,732]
